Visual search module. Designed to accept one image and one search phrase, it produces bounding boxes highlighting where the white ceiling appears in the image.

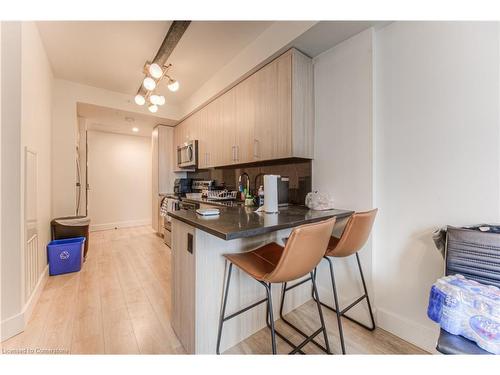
[37,21,273,106]
[77,102,175,137]
[37,21,172,95]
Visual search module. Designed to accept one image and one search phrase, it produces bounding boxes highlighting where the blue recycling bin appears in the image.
[47,237,85,276]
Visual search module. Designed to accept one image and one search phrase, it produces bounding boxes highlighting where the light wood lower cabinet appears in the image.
[173,48,313,168]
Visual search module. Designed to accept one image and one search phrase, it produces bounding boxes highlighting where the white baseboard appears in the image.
[317,283,438,353]
[376,307,439,353]
[90,219,151,232]
[23,265,49,325]
[1,265,49,342]
[0,312,25,342]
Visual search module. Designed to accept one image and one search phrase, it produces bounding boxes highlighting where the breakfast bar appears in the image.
[168,205,353,354]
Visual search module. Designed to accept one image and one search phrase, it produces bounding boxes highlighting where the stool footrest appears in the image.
[223,297,268,322]
[314,296,375,331]
[290,328,323,355]
[279,315,330,353]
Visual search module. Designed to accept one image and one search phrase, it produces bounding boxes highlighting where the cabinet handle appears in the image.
[253,139,259,158]
[231,145,236,161]
[235,145,239,161]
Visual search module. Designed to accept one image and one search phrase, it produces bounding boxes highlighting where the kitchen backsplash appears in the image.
[187,160,312,205]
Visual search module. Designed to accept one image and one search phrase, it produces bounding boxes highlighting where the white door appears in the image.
[87,130,152,231]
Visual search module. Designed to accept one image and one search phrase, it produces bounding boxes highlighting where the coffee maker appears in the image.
[173,178,192,197]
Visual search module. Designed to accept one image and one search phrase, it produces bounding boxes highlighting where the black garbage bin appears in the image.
[51,216,91,259]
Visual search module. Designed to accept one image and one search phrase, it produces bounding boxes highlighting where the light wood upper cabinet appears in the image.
[219,90,237,165]
[173,48,313,168]
[235,73,256,164]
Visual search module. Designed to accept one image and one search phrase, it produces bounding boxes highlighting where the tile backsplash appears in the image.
[188,160,312,205]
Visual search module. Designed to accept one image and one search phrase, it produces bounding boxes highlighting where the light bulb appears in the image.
[143,77,156,91]
[132,127,139,133]
[167,79,179,92]
[157,95,166,106]
[149,63,163,79]
[150,94,161,105]
[148,104,158,113]
[134,94,145,106]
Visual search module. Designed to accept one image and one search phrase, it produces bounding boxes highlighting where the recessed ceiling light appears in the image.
[132,127,139,133]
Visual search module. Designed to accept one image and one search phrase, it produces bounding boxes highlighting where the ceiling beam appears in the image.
[153,20,191,66]
[136,20,191,96]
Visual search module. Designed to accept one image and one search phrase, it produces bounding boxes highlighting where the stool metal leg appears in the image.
[266,284,306,354]
[311,270,332,354]
[314,255,376,331]
[260,281,277,354]
[216,262,233,355]
[355,253,376,330]
[277,272,332,354]
[312,254,376,354]
[325,256,346,354]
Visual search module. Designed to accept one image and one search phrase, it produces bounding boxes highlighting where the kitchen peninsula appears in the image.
[168,205,353,353]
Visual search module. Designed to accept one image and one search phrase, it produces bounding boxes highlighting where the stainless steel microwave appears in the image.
[177,140,198,168]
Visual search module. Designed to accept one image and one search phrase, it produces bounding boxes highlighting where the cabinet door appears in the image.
[205,101,219,168]
[219,90,237,165]
[151,127,159,232]
[276,51,292,158]
[254,59,277,161]
[197,108,209,169]
[235,74,256,164]
[253,51,292,161]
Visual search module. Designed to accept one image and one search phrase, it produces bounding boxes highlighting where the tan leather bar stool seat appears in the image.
[224,243,284,281]
[216,217,337,354]
[325,209,378,258]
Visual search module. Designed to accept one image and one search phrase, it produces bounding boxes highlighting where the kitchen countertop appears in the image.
[168,205,353,240]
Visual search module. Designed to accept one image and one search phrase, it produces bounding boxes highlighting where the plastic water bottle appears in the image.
[258,185,264,207]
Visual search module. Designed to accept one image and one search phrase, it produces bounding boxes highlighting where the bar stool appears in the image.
[312,209,378,354]
[216,217,337,355]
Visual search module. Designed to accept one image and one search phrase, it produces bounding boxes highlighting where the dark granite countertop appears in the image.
[168,205,353,240]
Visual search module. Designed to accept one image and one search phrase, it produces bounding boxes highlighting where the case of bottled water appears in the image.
[427,274,500,354]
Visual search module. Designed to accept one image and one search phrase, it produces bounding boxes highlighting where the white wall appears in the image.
[87,130,152,231]
[1,21,23,337]
[1,21,54,340]
[21,21,54,276]
[312,29,375,324]
[373,21,500,351]
[51,79,181,219]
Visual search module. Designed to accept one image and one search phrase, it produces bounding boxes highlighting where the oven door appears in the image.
[177,140,197,168]
[163,198,178,247]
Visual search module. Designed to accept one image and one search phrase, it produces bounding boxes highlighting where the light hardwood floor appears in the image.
[2,226,426,355]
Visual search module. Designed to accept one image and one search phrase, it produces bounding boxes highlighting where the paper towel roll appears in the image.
[263,175,279,213]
